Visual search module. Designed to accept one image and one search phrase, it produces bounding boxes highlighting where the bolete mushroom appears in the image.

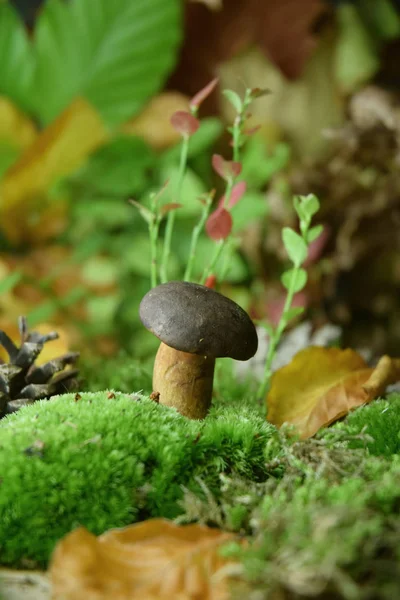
[139,281,258,419]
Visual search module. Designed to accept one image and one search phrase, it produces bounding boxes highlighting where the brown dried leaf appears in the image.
[170,0,328,106]
[0,98,108,244]
[122,92,191,150]
[362,355,400,400]
[266,346,376,439]
[50,518,239,600]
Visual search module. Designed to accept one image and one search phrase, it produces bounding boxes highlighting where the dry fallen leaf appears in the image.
[0,97,108,244]
[0,96,37,150]
[50,518,240,600]
[266,346,400,439]
[122,92,190,150]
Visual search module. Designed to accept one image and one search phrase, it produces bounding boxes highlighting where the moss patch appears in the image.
[326,392,400,457]
[0,391,275,567]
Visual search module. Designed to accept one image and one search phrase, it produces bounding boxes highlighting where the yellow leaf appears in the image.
[122,92,190,150]
[267,346,374,439]
[50,518,240,600]
[0,96,37,150]
[0,98,108,244]
[0,320,71,365]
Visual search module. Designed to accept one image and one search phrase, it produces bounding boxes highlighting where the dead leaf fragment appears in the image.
[122,92,190,150]
[50,519,239,600]
[362,355,400,399]
[0,98,108,244]
[0,96,37,150]
[266,346,400,439]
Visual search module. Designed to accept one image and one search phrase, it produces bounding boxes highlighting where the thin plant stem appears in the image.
[160,134,190,283]
[148,216,160,289]
[200,240,225,284]
[257,264,301,400]
[184,196,213,282]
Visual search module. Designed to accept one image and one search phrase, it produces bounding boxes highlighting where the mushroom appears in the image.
[139,281,258,419]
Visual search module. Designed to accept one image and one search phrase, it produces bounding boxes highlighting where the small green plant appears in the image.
[257,194,323,399]
[130,84,324,396]
[129,82,270,288]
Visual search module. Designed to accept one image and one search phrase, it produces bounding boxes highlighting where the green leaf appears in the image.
[231,191,268,232]
[222,90,242,113]
[335,4,379,93]
[0,271,22,295]
[33,0,182,126]
[241,138,290,188]
[281,268,307,293]
[301,194,320,218]
[307,224,324,244]
[76,136,155,196]
[282,228,308,266]
[0,3,35,113]
[282,306,305,324]
[158,165,206,217]
[358,0,400,41]
[129,200,153,225]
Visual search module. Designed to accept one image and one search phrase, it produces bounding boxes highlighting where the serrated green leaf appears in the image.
[282,228,308,266]
[0,271,22,294]
[222,89,242,113]
[281,268,307,293]
[33,0,182,126]
[307,224,324,244]
[0,3,35,113]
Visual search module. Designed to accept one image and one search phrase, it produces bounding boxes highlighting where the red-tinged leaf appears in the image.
[190,78,219,110]
[160,203,182,217]
[204,274,217,289]
[243,125,262,136]
[266,291,307,327]
[218,181,247,209]
[212,154,242,180]
[170,111,200,136]
[250,87,271,99]
[228,180,247,207]
[206,207,232,240]
[303,225,329,266]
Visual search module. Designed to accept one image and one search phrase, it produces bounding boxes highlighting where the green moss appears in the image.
[0,391,276,568]
[79,351,153,393]
[179,436,400,599]
[227,457,400,599]
[326,392,400,457]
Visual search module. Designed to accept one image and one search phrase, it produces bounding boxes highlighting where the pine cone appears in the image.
[0,317,79,418]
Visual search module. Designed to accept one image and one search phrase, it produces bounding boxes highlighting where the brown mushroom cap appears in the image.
[139,281,258,360]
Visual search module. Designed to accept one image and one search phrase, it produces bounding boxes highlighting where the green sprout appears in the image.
[258,194,324,400]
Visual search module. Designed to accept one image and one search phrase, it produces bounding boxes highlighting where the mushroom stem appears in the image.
[152,342,215,419]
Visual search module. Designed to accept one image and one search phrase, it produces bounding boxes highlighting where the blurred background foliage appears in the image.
[1,0,400,364]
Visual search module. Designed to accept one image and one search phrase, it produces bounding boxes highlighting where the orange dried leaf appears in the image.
[50,518,239,600]
[362,355,400,400]
[0,98,108,244]
[267,346,375,439]
[0,96,37,150]
[122,92,191,150]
